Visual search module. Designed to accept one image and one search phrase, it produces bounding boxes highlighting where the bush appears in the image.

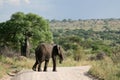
[73,47,85,61]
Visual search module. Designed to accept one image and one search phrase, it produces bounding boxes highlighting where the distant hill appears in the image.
[50,18,120,31]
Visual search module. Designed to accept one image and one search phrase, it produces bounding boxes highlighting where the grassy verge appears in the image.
[89,57,120,80]
[0,56,35,78]
[0,63,7,78]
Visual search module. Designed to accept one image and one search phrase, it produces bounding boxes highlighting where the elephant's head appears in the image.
[53,45,64,64]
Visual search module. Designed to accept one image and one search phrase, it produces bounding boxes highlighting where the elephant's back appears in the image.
[35,43,53,60]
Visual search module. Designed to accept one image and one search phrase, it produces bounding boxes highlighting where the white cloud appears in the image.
[8,0,20,6]
[24,0,30,4]
[35,0,55,12]
[0,0,30,6]
[0,0,3,6]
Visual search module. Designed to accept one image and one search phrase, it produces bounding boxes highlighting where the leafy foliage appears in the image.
[0,12,53,55]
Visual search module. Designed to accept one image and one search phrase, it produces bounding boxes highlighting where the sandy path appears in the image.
[11,66,92,80]
[1,66,92,80]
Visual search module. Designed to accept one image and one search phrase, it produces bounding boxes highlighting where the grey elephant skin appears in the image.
[32,43,64,72]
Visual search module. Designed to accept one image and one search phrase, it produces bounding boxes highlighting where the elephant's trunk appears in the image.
[59,59,63,64]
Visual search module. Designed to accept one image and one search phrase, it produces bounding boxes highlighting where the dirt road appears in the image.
[2,66,92,80]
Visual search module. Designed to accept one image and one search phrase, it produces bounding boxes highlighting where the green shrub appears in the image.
[73,47,86,61]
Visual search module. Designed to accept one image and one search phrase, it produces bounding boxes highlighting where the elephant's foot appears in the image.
[38,68,42,72]
[32,67,36,71]
[43,69,47,72]
[53,69,57,72]
[43,66,47,72]
[38,70,42,72]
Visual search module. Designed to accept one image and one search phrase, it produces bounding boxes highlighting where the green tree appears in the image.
[62,19,67,22]
[0,12,53,57]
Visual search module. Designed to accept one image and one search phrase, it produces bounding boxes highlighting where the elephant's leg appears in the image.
[52,57,57,71]
[32,61,38,71]
[38,62,42,72]
[43,60,49,72]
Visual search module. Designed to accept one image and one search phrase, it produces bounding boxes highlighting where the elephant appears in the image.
[32,43,64,72]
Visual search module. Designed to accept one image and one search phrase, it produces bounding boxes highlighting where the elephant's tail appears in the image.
[36,57,40,64]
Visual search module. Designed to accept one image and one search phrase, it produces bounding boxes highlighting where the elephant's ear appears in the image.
[56,45,64,62]
[53,45,60,55]
[57,45,61,53]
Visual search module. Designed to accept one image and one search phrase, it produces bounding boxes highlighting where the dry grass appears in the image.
[89,57,120,80]
[0,63,7,78]
[0,56,35,78]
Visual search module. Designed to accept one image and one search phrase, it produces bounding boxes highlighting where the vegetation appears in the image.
[0,12,53,57]
[52,28,120,56]
[50,18,120,31]
[0,55,34,78]
[89,49,120,80]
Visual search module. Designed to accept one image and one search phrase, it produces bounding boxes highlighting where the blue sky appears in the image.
[0,0,120,22]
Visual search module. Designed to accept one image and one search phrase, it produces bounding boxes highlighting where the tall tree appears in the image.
[0,12,53,57]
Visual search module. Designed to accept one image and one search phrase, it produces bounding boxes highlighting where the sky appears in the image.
[0,0,120,22]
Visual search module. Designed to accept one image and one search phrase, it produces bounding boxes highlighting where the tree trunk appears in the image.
[21,42,26,56]
[21,36,30,57]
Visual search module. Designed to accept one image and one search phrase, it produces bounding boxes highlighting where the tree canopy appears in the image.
[0,12,53,56]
